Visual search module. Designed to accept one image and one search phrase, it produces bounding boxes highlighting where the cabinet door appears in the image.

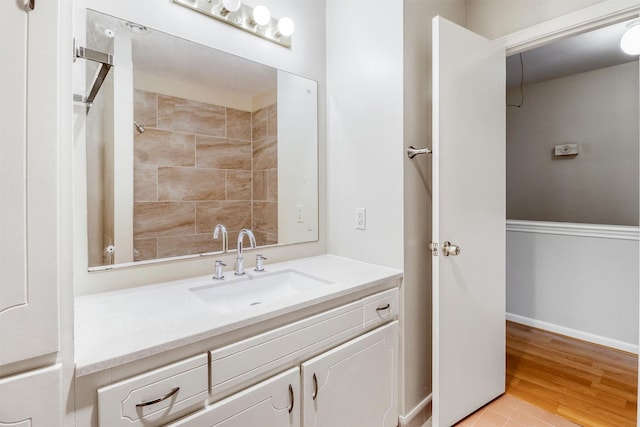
[301,321,398,427]
[0,364,61,426]
[168,367,300,427]
[0,0,60,365]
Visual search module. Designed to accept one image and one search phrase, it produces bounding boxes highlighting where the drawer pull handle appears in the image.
[288,384,294,413]
[135,387,180,407]
[376,304,391,312]
[312,373,318,400]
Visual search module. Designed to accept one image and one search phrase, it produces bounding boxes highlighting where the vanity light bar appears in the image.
[173,0,293,48]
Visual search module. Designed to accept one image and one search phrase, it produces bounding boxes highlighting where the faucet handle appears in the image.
[255,254,267,272]
[213,260,226,280]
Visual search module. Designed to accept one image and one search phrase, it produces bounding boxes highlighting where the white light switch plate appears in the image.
[355,208,366,230]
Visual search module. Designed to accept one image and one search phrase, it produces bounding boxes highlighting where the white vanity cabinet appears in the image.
[0,0,60,368]
[0,364,62,426]
[301,321,398,427]
[97,354,209,427]
[163,289,399,427]
[168,322,398,427]
[168,368,301,427]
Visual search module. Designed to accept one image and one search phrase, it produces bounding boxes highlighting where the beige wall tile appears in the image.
[134,202,196,238]
[227,108,252,141]
[267,104,277,137]
[134,164,157,202]
[158,167,226,201]
[135,129,195,166]
[196,136,251,170]
[253,136,277,170]
[158,94,225,136]
[252,107,267,140]
[253,170,267,201]
[253,201,277,234]
[134,89,157,128]
[267,169,278,201]
[196,201,252,233]
[157,233,221,258]
[227,170,252,201]
[133,238,157,261]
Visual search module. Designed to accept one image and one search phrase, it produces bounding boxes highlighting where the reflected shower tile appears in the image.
[267,104,277,137]
[267,169,278,201]
[252,107,267,140]
[134,129,195,166]
[133,238,157,261]
[196,136,251,170]
[157,94,225,136]
[134,89,157,128]
[253,136,277,170]
[253,170,267,201]
[253,201,277,235]
[227,170,252,200]
[134,164,157,202]
[227,108,252,141]
[266,232,278,245]
[157,233,220,258]
[158,167,225,201]
[134,202,195,238]
[196,201,252,233]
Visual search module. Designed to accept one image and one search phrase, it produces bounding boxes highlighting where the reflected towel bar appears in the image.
[73,39,114,113]
[407,146,432,159]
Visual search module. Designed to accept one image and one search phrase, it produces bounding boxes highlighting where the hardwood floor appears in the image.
[506,321,638,427]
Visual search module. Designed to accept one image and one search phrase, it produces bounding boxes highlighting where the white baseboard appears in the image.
[507,312,638,354]
[398,394,432,427]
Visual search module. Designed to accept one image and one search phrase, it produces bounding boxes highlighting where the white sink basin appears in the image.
[190,269,333,314]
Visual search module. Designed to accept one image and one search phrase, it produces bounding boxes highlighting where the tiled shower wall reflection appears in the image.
[133,89,278,261]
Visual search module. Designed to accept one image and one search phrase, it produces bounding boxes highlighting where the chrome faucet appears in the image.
[235,229,256,276]
[213,224,228,253]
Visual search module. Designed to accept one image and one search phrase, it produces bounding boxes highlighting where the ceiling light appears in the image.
[219,0,241,16]
[251,5,271,26]
[276,17,295,37]
[620,22,640,55]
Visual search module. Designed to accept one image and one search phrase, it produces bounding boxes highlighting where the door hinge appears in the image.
[428,242,438,256]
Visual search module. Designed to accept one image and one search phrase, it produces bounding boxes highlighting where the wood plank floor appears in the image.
[506,321,638,427]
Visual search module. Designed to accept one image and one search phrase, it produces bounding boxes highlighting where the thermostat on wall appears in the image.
[554,143,579,156]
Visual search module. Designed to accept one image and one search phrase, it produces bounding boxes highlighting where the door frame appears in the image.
[497,0,640,422]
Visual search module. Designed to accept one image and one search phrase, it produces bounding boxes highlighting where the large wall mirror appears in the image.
[84,10,318,269]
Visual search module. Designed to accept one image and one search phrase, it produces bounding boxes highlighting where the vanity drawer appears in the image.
[363,288,399,328]
[210,300,363,400]
[97,354,208,427]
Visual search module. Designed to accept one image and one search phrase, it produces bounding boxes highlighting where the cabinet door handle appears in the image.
[376,304,391,312]
[312,373,318,400]
[135,387,180,407]
[288,384,294,413]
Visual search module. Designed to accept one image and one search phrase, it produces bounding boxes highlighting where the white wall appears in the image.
[466,0,606,39]
[507,221,639,352]
[73,0,327,294]
[325,0,404,270]
[507,62,639,226]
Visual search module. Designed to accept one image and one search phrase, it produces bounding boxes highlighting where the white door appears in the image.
[432,16,506,426]
[301,321,398,427]
[0,0,60,365]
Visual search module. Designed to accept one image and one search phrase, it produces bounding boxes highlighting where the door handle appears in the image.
[442,241,460,256]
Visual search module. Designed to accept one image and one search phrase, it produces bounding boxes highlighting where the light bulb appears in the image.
[277,17,295,37]
[219,0,241,15]
[252,5,271,26]
[620,23,640,55]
